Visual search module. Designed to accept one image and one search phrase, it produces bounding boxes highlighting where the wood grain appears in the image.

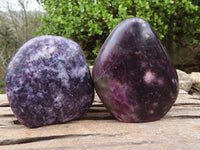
[0,93,200,150]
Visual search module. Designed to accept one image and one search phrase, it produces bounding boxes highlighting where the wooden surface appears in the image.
[0,92,200,150]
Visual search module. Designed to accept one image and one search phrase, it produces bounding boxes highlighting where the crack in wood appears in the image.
[175,115,200,119]
[166,115,200,119]
[0,114,15,117]
[81,116,115,120]
[88,109,108,113]
[0,133,121,146]
[174,103,200,107]
[0,105,9,107]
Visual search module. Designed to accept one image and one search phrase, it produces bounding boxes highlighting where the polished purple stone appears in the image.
[6,35,94,128]
[93,17,179,123]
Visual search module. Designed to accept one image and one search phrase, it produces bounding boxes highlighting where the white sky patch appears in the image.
[0,0,44,12]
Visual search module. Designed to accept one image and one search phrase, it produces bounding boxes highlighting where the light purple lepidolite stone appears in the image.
[93,17,179,123]
[6,35,94,128]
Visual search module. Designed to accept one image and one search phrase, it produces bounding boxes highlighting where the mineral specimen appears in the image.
[6,35,94,128]
[92,17,179,123]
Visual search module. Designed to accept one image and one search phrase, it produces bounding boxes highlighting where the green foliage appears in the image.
[0,23,19,76]
[134,0,200,54]
[0,91,5,94]
[0,77,5,88]
[36,0,200,64]
[0,76,5,94]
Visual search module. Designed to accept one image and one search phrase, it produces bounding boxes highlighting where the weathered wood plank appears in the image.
[0,94,9,107]
[0,93,200,150]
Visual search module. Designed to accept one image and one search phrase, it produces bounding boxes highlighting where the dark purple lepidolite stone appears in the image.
[6,35,94,128]
[93,17,179,123]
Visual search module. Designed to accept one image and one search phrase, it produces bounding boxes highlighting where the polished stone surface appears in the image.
[6,35,94,128]
[93,17,179,123]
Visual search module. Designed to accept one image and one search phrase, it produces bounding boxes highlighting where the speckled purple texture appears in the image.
[6,35,94,128]
[93,17,179,123]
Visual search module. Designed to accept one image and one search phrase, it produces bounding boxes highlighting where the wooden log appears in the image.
[0,93,199,150]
